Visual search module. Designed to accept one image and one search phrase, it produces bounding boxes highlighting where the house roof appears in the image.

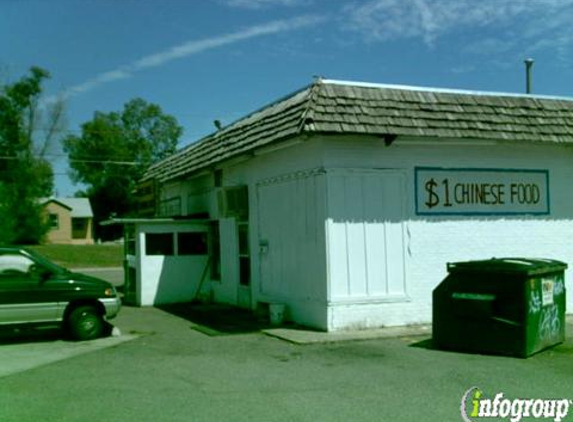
[42,197,94,218]
[42,198,72,211]
[143,79,573,183]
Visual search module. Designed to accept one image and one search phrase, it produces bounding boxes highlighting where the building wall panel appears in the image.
[326,169,407,304]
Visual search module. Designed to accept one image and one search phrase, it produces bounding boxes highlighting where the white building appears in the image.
[131,79,573,331]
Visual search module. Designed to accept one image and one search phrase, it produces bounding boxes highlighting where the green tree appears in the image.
[64,98,182,240]
[0,67,60,244]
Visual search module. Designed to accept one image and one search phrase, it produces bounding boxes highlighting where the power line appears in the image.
[42,152,139,160]
[66,158,136,165]
[0,156,136,165]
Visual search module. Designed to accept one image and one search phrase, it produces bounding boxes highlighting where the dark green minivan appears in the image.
[0,247,121,340]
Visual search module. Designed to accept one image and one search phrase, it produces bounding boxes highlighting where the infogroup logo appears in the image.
[461,387,572,422]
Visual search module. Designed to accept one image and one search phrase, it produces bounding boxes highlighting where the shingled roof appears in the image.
[143,79,573,183]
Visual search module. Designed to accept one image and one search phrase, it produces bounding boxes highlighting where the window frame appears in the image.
[48,213,59,230]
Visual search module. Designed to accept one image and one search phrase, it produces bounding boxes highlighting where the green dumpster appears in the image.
[433,258,567,357]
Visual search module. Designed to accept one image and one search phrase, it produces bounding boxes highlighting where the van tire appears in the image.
[68,305,104,341]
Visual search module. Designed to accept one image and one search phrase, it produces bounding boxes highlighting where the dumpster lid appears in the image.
[447,258,567,275]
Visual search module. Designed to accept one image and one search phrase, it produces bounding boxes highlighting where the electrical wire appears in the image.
[0,156,136,165]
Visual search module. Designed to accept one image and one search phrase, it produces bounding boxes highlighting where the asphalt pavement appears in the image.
[0,330,138,378]
[0,305,571,422]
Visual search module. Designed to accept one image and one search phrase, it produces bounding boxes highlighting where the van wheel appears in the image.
[68,306,104,341]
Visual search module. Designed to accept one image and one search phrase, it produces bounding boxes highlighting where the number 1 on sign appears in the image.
[443,178,452,207]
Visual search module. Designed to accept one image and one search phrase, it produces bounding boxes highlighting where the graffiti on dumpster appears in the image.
[539,304,561,342]
[553,277,565,296]
[529,292,542,315]
[415,167,549,215]
[529,274,564,340]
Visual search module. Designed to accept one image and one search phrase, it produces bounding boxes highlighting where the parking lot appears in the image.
[0,306,572,422]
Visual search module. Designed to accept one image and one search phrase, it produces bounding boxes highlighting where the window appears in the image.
[145,233,174,256]
[48,213,59,229]
[239,257,250,287]
[158,197,182,217]
[72,218,86,232]
[217,186,248,220]
[209,221,221,281]
[72,218,88,239]
[214,169,223,188]
[238,223,250,286]
[177,232,208,255]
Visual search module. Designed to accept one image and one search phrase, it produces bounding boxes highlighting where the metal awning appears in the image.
[100,217,211,226]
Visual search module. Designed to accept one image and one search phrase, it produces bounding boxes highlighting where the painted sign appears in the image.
[542,277,555,306]
[415,167,549,216]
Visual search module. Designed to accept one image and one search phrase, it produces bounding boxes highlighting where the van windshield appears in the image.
[23,249,70,275]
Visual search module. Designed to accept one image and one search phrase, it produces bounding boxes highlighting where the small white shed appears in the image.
[137,79,573,331]
[104,218,211,306]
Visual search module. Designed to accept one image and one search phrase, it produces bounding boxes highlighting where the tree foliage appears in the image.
[64,98,182,240]
[0,67,59,245]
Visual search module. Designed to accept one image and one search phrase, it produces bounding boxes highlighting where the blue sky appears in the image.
[2,0,573,196]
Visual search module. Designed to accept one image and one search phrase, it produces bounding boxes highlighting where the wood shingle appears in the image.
[143,79,573,183]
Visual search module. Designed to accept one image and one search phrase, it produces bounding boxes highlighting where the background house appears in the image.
[130,79,573,331]
[42,198,95,245]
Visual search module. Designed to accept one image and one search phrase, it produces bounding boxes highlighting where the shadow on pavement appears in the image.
[0,326,63,345]
[409,336,573,360]
[0,322,116,345]
[408,338,435,350]
[156,302,274,336]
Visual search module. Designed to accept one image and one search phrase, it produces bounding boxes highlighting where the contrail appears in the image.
[44,15,325,104]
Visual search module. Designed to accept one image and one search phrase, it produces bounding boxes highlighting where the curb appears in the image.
[263,324,432,345]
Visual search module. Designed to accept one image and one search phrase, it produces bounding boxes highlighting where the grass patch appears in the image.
[27,244,123,269]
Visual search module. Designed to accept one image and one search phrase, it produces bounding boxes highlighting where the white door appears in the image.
[257,173,326,302]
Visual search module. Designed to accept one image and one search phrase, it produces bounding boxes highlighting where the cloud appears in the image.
[44,15,324,104]
[450,65,476,75]
[462,38,515,57]
[224,0,307,9]
[344,0,573,51]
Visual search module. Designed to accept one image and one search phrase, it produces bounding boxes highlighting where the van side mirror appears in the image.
[31,265,52,282]
[39,269,53,282]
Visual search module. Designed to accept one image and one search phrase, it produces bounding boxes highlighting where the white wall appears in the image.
[164,134,573,331]
[257,170,328,328]
[136,222,209,306]
[320,135,573,330]
[211,138,330,328]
